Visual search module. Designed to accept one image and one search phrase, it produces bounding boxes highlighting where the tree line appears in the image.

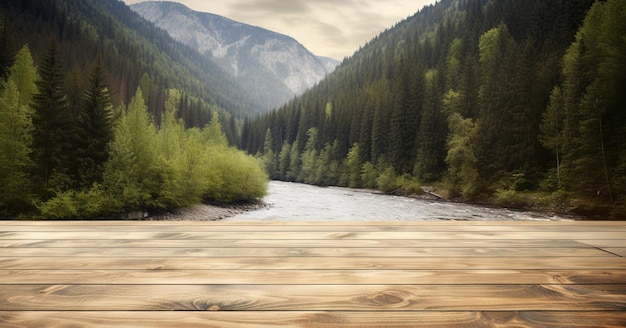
[0,0,271,145]
[241,0,625,217]
[0,41,267,218]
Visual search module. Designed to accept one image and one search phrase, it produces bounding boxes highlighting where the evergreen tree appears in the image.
[30,39,73,196]
[548,0,626,203]
[101,88,156,212]
[8,45,38,107]
[278,142,292,180]
[446,112,480,199]
[540,86,564,190]
[475,25,521,183]
[287,136,301,181]
[75,55,114,187]
[346,143,362,188]
[415,69,446,181]
[299,127,319,184]
[262,128,278,178]
[0,46,37,212]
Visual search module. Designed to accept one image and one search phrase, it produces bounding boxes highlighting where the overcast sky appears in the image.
[123,0,438,60]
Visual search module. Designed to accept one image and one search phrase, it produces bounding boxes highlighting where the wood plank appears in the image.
[0,238,590,248]
[579,240,626,248]
[2,311,625,328]
[0,247,611,258]
[1,284,625,311]
[4,220,624,225]
[603,248,626,257]
[0,220,623,327]
[1,230,624,239]
[2,256,625,270]
[3,223,626,232]
[1,269,625,285]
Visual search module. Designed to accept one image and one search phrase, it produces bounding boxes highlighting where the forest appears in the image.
[1,0,624,219]
[0,0,267,218]
[241,0,626,218]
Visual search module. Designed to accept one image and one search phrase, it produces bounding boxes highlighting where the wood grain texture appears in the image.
[0,246,611,257]
[1,284,625,311]
[2,230,625,239]
[0,238,591,248]
[0,220,624,327]
[1,256,625,269]
[3,223,626,231]
[1,269,625,284]
[2,311,625,328]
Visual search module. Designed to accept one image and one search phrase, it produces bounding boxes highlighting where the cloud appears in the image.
[230,0,311,15]
[123,0,433,59]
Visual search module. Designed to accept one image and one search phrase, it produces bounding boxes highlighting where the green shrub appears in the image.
[37,192,78,219]
[494,189,528,209]
[396,175,423,195]
[361,162,378,189]
[203,148,268,203]
[376,167,398,193]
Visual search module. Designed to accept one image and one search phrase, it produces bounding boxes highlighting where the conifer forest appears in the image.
[241,0,626,218]
[0,0,267,218]
[1,0,625,218]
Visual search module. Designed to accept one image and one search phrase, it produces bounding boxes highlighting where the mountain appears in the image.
[0,0,273,128]
[130,1,339,110]
[241,0,626,216]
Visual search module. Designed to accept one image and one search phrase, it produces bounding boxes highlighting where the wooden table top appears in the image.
[1,220,625,327]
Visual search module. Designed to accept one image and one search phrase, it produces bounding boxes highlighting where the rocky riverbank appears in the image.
[140,202,267,221]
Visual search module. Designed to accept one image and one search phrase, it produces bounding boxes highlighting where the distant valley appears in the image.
[131,1,339,111]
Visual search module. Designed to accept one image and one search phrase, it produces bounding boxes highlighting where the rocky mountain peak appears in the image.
[131,1,339,110]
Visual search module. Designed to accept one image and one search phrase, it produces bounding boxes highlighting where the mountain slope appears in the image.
[131,1,339,110]
[0,0,267,127]
[241,0,625,214]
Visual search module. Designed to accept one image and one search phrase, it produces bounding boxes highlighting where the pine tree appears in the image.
[0,46,38,211]
[30,39,73,196]
[299,127,319,184]
[75,55,114,187]
[446,112,480,199]
[287,136,301,181]
[552,0,626,202]
[346,143,362,188]
[540,86,564,190]
[278,142,292,180]
[0,45,37,213]
[415,69,446,181]
[101,88,156,212]
[8,45,38,108]
[262,128,278,178]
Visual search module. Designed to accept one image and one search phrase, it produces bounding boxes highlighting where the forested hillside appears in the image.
[0,0,268,218]
[0,0,267,136]
[242,0,625,217]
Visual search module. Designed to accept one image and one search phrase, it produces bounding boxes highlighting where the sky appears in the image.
[122,0,438,60]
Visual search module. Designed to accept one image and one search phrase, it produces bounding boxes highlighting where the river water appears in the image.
[229,181,571,222]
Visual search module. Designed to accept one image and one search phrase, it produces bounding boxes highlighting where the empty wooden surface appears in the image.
[1,220,625,327]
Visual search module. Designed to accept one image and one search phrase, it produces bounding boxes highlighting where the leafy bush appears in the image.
[494,189,528,209]
[204,149,268,203]
[360,162,378,189]
[396,175,423,195]
[37,192,78,219]
[376,167,398,193]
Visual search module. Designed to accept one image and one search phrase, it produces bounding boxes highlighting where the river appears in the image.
[229,181,571,222]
